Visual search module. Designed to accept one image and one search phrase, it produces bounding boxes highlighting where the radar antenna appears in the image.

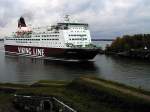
[64,15,70,23]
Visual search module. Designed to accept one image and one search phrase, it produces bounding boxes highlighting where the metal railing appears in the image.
[53,97,77,112]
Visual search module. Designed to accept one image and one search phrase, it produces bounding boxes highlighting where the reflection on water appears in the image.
[2,54,99,84]
[43,59,98,71]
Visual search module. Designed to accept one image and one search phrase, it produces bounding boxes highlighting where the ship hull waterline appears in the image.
[4,45,99,61]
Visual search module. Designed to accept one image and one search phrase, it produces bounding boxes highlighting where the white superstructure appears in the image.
[5,15,91,49]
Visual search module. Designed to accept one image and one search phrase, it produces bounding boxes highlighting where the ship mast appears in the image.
[64,15,71,23]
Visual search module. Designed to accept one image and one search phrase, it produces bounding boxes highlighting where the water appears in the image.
[0,41,150,90]
[92,40,112,50]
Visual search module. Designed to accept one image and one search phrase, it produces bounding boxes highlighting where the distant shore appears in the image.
[92,39,114,41]
[104,34,150,60]
[0,76,149,112]
[105,49,150,60]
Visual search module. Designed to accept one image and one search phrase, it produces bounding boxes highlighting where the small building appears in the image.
[13,94,77,112]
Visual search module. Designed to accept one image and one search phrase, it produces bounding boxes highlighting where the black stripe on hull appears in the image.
[4,45,99,60]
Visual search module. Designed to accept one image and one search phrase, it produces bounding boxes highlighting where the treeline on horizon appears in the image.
[106,34,150,52]
[92,39,114,41]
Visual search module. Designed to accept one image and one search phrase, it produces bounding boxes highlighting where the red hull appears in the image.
[4,45,99,60]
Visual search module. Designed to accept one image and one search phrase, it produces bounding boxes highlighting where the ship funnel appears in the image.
[18,17,26,27]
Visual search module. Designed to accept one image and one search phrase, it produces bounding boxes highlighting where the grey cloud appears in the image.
[0,0,24,27]
[21,11,35,22]
[0,0,150,39]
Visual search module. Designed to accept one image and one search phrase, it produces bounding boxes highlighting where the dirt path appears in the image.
[82,77,150,101]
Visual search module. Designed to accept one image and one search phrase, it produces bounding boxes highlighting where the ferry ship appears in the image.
[4,15,99,61]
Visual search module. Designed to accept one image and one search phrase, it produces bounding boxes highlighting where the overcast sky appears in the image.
[0,0,150,39]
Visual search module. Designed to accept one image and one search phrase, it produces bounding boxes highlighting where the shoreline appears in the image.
[104,49,150,61]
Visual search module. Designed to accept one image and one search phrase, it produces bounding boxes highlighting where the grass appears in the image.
[83,75,150,95]
[0,83,29,88]
[31,80,70,87]
[37,80,70,84]
[0,93,17,112]
[67,77,150,112]
[0,76,150,112]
